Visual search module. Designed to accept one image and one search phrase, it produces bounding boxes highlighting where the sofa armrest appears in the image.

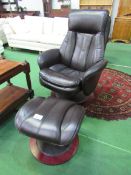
[38,49,61,69]
[0,40,3,46]
[2,24,14,37]
[82,59,108,95]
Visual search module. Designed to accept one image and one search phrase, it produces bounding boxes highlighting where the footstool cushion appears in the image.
[15,97,85,145]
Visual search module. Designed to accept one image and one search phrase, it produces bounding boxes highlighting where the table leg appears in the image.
[7,80,12,85]
[23,61,34,98]
[26,72,34,98]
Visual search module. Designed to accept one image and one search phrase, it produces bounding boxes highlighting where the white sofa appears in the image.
[0,40,4,55]
[3,16,68,52]
[0,18,7,44]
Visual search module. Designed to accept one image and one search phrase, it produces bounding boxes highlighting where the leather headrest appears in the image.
[69,10,109,34]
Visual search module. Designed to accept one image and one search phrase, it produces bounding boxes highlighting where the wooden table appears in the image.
[0,57,34,121]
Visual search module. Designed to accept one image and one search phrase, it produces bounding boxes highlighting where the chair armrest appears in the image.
[83,60,108,80]
[37,49,61,69]
[82,59,108,95]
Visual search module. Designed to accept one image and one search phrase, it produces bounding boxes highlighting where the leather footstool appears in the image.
[15,97,85,165]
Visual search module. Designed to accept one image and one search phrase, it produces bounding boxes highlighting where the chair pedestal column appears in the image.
[55,91,88,103]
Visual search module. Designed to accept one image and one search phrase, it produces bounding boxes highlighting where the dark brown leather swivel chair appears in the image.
[38,10,111,102]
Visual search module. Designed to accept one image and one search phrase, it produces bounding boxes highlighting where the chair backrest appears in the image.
[60,10,110,72]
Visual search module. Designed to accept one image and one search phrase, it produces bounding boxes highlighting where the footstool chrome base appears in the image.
[30,135,79,165]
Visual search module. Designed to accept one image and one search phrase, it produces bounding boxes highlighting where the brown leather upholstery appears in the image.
[38,10,110,101]
[15,97,85,145]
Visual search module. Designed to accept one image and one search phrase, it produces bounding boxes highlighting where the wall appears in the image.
[110,0,120,35]
[52,0,61,9]
[17,0,120,32]
[5,0,119,35]
[3,0,17,11]
[52,0,79,9]
[71,0,79,9]
[18,0,44,16]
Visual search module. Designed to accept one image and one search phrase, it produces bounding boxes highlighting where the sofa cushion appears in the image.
[24,15,44,34]
[2,24,14,35]
[0,18,6,26]
[0,19,8,44]
[43,17,54,34]
[9,33,64,45]
[9,33,42,42]
[7,16,29,34]
[53,17,68,36]
[39,34,64,45]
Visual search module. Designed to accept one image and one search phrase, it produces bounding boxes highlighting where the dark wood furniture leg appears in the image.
[7,79,12,86]
[23,61,34,98]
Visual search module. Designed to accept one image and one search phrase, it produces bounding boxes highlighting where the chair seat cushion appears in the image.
[15,97,85,145]
[39,64,84,88]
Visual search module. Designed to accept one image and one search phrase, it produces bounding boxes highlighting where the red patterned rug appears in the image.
[83,68,131,120]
